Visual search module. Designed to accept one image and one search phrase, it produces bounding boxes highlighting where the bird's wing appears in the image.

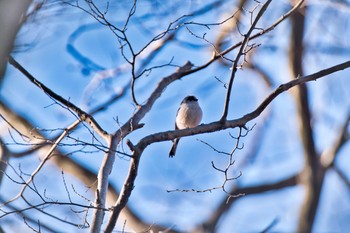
[175,106,181,129]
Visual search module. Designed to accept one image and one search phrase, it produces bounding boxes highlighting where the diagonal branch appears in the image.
[118,61,195,134]
[92,61,194,233]
[0,101,175,232]
[320,112,350,168]
[3,121,81,205]
[214,0,248,54]
[0,195,58,233]
[0,137,11,184]
[221,0,272,121]
[7,56,110,140]
[104,59,350,232]
[186,0,305,76]
[333,166,350,190]
[137,60,350,150]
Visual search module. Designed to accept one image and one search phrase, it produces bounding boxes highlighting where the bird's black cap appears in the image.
[182,95,198,103]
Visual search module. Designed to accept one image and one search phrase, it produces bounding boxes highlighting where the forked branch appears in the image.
[104,59,350,231]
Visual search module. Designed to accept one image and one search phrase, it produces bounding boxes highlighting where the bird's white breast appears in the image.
[176,101,203,129]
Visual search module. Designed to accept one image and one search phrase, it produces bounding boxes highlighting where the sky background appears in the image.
[1,0,350,232]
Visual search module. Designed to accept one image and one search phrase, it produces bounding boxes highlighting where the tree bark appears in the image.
[288,2,324,232]
[0,0,32,86]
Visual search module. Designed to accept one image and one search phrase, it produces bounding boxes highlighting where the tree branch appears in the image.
[221,0,272,121]
[287,3,323,232]
[333,166,350,190]
[0,100,175,232]
[0,0,32,86]
[193,175,298,232]
[104,59,350,231]
[0,137,10,184]
[185,0,305,76]
[92,61,194,232]
[7,56,110,140]
[320,112,350,168]
[136,60,350,150]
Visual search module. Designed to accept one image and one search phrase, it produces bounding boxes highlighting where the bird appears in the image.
[169,95,203,157]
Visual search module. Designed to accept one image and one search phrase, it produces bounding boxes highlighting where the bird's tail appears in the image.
[169,138,179,158]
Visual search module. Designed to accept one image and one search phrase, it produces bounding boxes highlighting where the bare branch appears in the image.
[2,0,348,232]
[197,139,230,155]
[0,0,32,86]
[3,118,85,207]
[104,59,350,231]
[91,61,194,232]
[171,128,248,195]
[7,56,110,140]
[0,114,31,142]
[134,60,350,152]
[333,166,350,190]
[0,100,173,232]
[186,0,305,76]
[194,174,298,232]
[221,0,272,121]
[320,112,350,168]
[0,137,11,184]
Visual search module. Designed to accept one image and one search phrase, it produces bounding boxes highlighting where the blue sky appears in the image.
[1,0,350,232]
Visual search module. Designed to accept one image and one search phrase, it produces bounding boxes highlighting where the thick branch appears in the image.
[137,60,350,150]
[93,61,193,232]
[104,59,350,231]
[287,3,323,233]
[90,137,116,233]
[0,0,32,86]
[104,141,140,233]
[116,61,194,135]
[0,101,174,232]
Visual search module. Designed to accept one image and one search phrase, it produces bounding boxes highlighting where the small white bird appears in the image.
[169,95,203,157]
